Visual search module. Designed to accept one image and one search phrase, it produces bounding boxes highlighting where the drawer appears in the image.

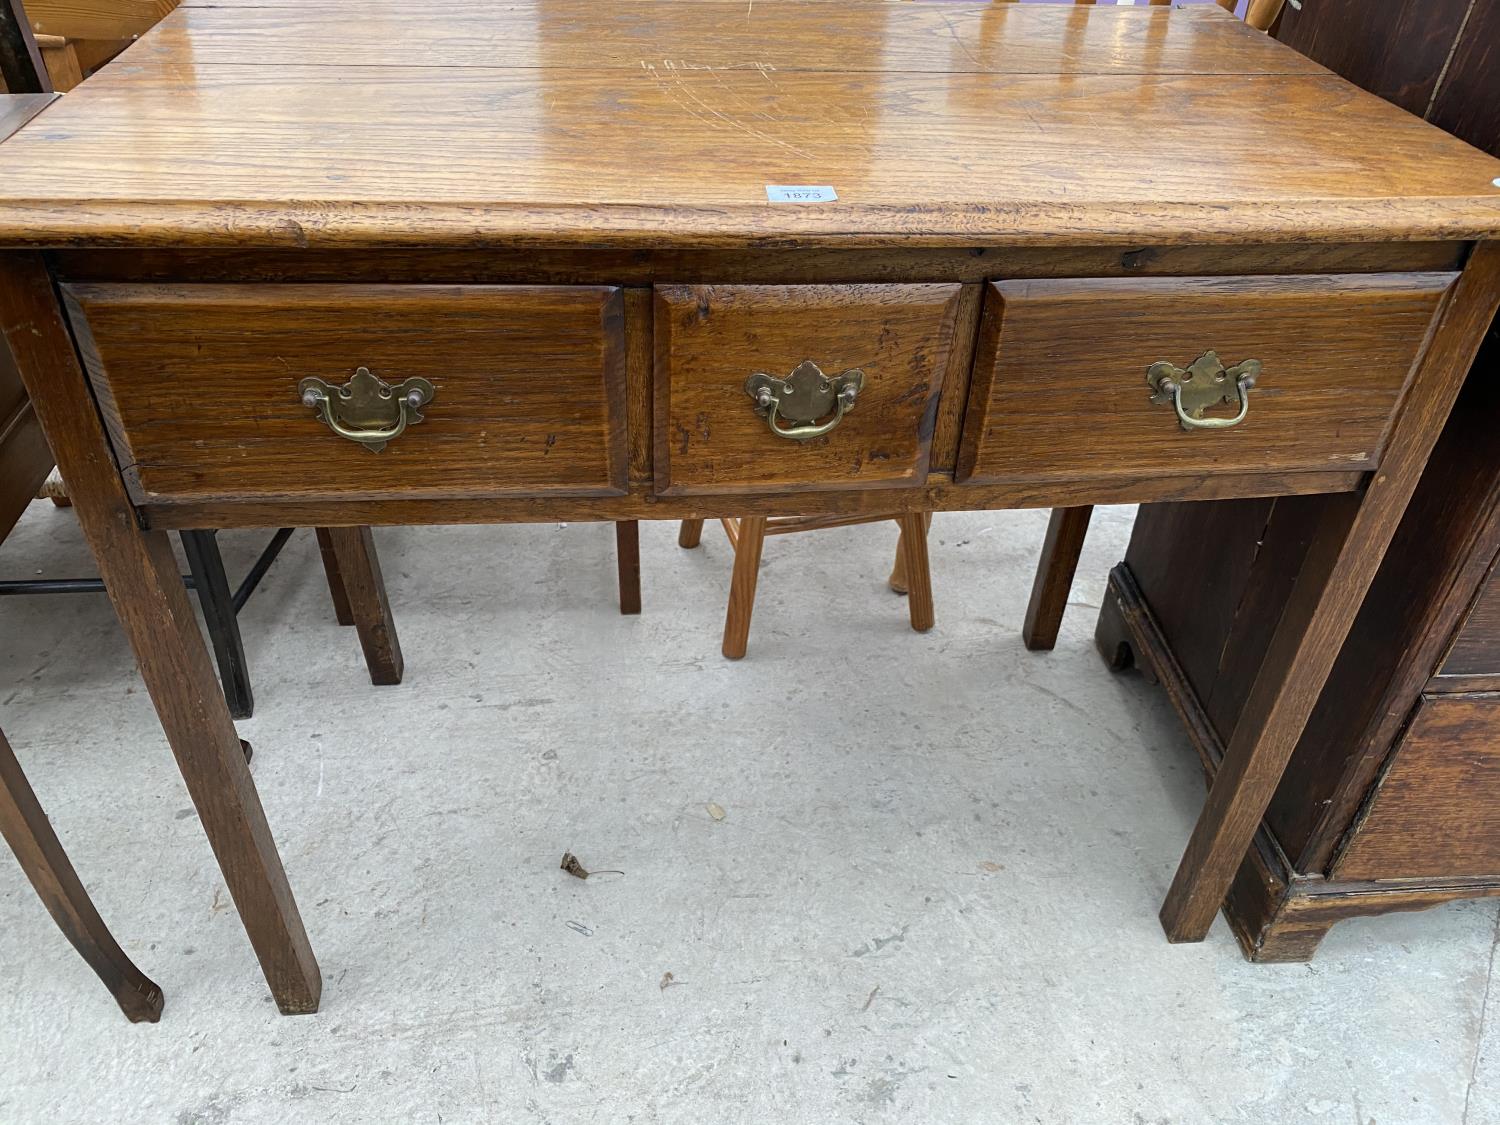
[653,284,962,495]
[1442,562,1500,678]
[955,273,1456,484]
[1334,695,1500,881]
[62,284,627,502]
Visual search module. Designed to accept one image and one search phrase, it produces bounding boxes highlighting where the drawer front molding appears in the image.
[653,283,962,496]
[62,283,629,502]
[955,273,1458,484]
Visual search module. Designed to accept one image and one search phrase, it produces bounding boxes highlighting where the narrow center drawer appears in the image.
[653,283,962,495]
[63,283,628,503]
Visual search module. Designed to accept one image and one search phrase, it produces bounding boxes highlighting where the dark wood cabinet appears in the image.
[1097,0,1500,959]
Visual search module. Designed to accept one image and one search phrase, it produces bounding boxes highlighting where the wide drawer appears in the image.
[653,284,962,495]
[1334,694,1500,881]
[955,273,1456,484]
[62,284,627,502]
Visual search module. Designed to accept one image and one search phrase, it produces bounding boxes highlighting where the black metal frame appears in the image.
[0,529,295,719]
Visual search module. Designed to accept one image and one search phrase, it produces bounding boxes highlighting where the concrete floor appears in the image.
[1,502,1497,1125]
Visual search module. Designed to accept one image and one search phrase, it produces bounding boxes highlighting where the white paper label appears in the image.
[765,184,838,203]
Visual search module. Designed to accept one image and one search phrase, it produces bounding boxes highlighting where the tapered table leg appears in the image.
[1,252,321,1014]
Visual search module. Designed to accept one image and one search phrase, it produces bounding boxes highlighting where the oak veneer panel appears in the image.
[956,273,1455,483]
[63,284,627,503]
[0,63,1498,246]
[1334,695,1500,881]
[134,3,1328,76]
[653,283,961,495]
[1444,567,1500,678]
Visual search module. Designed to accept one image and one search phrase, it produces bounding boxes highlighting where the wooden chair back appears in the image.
[1,0,176,94]
[997,0,1286,34]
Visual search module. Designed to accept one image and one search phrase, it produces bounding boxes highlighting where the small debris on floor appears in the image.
[862,985,880,1012]
[565,921,592,937]
[660,971,683,992]
[707,802,727,821]
[978,861,1004,873]
[560,852,624,880]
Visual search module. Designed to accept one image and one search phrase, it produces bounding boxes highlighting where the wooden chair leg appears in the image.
[615,520,641,615]
[0,726,164,1023]
[314,527,356,626]
[2,252,321,1014]
[896,512,934,632]
[722,516,767,660]
[889,511,933,595]
[678,518,705,548]
[321,526,403,686]
[1022,506,1094,652]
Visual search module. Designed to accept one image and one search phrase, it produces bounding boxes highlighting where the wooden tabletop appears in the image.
[0,1,1498,248]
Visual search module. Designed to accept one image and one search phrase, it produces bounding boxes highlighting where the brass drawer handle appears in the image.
[1146,351,1260,431]
[744,360,864,441]
[299,366,434,453]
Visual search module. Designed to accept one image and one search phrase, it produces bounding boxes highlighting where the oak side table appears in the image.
[1,1,1498,1013]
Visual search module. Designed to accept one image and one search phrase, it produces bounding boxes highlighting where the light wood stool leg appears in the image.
[722,516,767,660]
[889,511,932,595]
[615,520,641,615]
[678,519,705,549]
[896,512,934,632]
[323,526,403,686]
[0,726,164,1023]
[2,252,321,1014]
[1022,506,1094,651]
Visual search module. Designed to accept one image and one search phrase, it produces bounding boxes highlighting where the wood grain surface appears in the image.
[957,273,1456,483]
[1333,695,1500,880]
[0,4,1497,246]
[1443,566,1500,678]
[63,283,628,503]
[134,467,1371,532]
[654,283,960,495]
[48,243,1471,287]
[130,2,1328,75]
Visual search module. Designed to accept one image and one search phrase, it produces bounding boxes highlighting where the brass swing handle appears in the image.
[1147,351,1261,432]
[299,367,435,453]
[744,360,864,441]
